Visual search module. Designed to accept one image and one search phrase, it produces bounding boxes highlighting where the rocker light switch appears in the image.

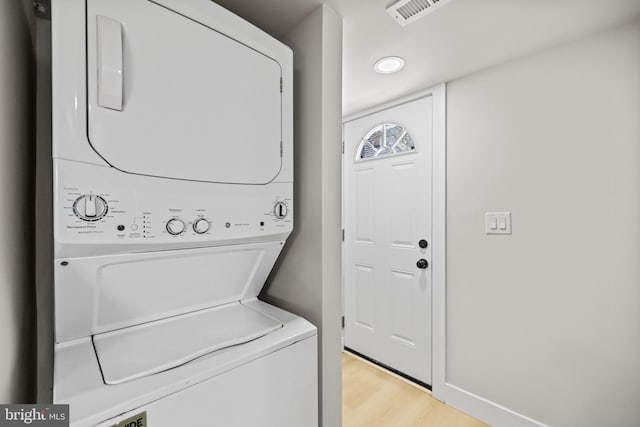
[485,212,511,235]
[488,216,497,230]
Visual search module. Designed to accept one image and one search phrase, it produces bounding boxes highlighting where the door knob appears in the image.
[418,239,428,249]
[416,259,429,269]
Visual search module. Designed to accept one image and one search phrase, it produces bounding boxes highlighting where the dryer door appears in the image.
[86,0,282,184]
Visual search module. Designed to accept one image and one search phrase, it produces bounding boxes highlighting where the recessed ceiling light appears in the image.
[374,56,405,74]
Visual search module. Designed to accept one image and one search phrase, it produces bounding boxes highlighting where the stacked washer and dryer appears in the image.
[50,0,317,425]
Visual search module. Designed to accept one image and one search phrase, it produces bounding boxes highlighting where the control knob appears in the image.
[193,218,210,234]
[73,194,108,221]
[166,218,186,235]
[273,201,288,219]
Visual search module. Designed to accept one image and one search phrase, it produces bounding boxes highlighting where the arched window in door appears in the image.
[356,123,415,161]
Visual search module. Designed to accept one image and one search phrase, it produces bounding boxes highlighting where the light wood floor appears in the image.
[342,352,489,427]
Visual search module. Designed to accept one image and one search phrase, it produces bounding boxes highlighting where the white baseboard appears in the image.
[445,384,549,427]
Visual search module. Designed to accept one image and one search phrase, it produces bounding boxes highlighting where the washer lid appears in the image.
[86,0,283,184]
[93,302,283,385]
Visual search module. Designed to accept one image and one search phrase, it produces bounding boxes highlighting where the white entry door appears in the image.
[343,96,432,384]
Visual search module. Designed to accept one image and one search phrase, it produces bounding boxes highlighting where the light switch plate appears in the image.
[485,212,511,234]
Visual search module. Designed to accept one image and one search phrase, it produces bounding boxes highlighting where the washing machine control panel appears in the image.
[55,162,293,247]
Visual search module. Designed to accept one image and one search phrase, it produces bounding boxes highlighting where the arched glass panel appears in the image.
[356,123,415,161]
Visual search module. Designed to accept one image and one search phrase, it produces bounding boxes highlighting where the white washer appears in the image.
[51,1,317,426]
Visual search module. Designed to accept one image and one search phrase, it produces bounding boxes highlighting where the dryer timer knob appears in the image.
[73,194,108,221]
[273,201,288,219]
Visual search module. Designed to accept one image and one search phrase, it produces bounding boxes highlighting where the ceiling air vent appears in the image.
[386,0,444,27]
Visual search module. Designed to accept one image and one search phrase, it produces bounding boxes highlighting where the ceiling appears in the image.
[213,0,640,116]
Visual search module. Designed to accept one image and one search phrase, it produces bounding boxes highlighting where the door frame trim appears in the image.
[342,83,447,400]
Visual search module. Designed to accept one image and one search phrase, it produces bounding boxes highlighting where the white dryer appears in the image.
[50,1,317,426]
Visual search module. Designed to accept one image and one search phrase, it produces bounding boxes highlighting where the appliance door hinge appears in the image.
[342,316,345,328]
[280,141,283,157]
[342,229,345,241]
[342,141,344,154]
[280,77,283,93]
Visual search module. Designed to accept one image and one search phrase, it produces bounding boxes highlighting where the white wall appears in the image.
[261,5,343,427]
[0,0,35,404]
[446,21,640,427]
